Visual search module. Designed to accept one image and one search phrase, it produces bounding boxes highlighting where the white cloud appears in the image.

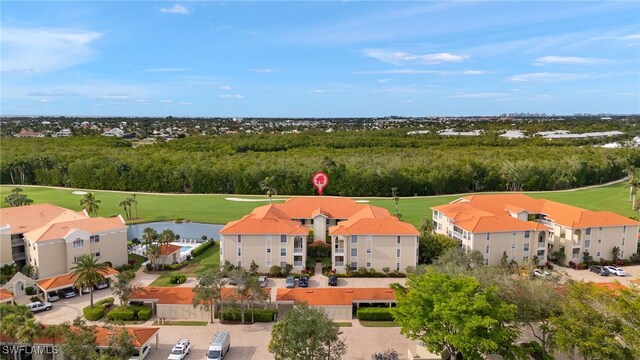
[102,94,132,100]
[508,72,591,82]
[220,85,232,90]
[377,79,394,83]
[38,99,50,103]
[160,4,191,15]
[219,94,244,99]
[536,94,552,98]
[309,89,327,93]
[450,92,510,99]
[159,99,173,103]
[251,68,277,73]
[144,68,190,72]
[179,102,195,105]
[462,70,485,75]
[27,89,79,96]
[1,27,102,74]
[356,68,482,75]
[363,49,468,65]
[533,56,606,65]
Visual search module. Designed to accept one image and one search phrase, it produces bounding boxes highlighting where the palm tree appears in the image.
[259,176,277,204]
[70,254,109,307]
[80,192,101,217]
[16,318,44,356]
[625,167,640,210]
[44,323,69,360]
[391,187,399,215]
[118,197,134,220]
[159,229,176,253]
[1,314,23,360]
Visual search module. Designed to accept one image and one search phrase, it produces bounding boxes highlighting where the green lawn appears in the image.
[128,254,146,272]
[152,320,208,326]
[148,244,220,286]
[359,320,400,327]
[1,181,635,228]
[334,322,353,327]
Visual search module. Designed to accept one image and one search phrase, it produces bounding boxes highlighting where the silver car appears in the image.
[604,266,627,276]
[258,276,268,288]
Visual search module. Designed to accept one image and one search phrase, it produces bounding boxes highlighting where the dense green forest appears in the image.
[2,131,638,196]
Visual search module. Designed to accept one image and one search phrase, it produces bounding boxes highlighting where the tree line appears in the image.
[2,133,639,196]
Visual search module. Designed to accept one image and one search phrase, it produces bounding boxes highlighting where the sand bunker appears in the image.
[355,200,370,203]
[225,197,286,202]
[72,191,88,195]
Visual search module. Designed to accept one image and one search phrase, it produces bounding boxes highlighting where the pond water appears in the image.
[127,221,223,241]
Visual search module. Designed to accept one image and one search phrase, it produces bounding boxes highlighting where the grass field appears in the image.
[148,244,220,286]
[1,181,636,228]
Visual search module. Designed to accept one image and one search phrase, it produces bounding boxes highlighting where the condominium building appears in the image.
[219,197,419,273]
[0,204,128,279]
[432,194,639,265]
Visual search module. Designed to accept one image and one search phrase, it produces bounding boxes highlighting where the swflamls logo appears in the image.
[1,345,60,355]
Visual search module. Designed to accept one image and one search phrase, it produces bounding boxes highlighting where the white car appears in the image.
[167,339,191,360]
[604,266,627,277]
[533,269,551,279]
[27,301,53,313]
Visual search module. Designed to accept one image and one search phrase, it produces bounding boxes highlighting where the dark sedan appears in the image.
[589,265,610,276]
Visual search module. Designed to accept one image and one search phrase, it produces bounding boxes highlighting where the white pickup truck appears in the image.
[27,301,53,313]
[167,339,191,360]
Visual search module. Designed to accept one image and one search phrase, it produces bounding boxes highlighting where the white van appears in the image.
[129,343,150,360]
[205,331,230,360]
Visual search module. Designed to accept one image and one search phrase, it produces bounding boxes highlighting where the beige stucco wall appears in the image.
[470,230,547,266]
[332,235,418,273]
[29,240,67,279]
[557,224,640,262]
[221,233,307,273]
[313,215,327,241]
[318,305,353,321]
[0,226,13,267]
[157,252,179,266]
[157,304,210,320]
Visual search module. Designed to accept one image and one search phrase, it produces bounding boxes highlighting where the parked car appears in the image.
[206,331,230,360]
[129,343,150,360]
[299,275,309,288]
[27,301,52,313]
[81,287,91,294]
[258,276,268,288]
[58,287,76,299]
[167,339,191,360]
[227,277,237,285]
[94,281,109,290]
[328,275,338,286]
[47,291,60,302]
[533,269,551,279]
[604,266,627,277]
[285,275,296,288]
[589,265,610,276]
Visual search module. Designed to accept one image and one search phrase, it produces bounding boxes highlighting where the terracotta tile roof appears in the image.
[25,216,127,242]
[130,286,270,304]
[1,325,158,348]
[434,194,639,232]
[276,287,396,305]
[221,197,416,236]
[0,288,13,301]
[159,244,181,256]
[592,282,628,294]
[1,204,88,235]
[36,267,119,291]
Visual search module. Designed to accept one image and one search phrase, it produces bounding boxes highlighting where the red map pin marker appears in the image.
[312,171,329,196]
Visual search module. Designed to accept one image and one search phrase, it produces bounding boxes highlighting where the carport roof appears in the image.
[1,325,158,348]
[276,287,396,305]
[0,288,13,302]
[36,267,119,291]
[131,286,271,304]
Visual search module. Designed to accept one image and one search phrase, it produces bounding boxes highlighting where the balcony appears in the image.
[335,248,345,254]
[11,238,24,247]
[451,231,464,241]
[294,247,304,254]
[12,252,25,261]
[537,241,546,249]
[335,261,344,267]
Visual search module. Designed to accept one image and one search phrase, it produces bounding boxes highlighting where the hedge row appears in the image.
[83,306,105,321]
[106,305,152,321]
[170,274,187,284]
[218,308,277,322]
[356,307,395,321]
[191,240,215,258]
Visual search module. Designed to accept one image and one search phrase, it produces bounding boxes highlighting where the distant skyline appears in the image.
[1,1,639,117]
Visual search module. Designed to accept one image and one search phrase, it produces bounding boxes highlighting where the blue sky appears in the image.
[1,1,639,117]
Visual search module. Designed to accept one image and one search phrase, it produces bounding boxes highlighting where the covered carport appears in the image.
[36,267,119,301]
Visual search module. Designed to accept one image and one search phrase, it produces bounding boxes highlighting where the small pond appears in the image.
[127,221,223,241]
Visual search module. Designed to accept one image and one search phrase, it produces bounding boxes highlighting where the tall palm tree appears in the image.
[259,176,277,204]
[391,187,399,215]
[625,167,640,210]
[1,314,23,360]
[118,197,134,220]
[44,323,69,360]
[79,192,101,217]
[70,254,109,307]
[142,227,158,245]
[16,318,44,356]
[159,229,176,252]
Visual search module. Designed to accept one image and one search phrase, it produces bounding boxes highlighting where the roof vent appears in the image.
[305,291,313,294]
[346,290,354,293]
[384,290,393,293]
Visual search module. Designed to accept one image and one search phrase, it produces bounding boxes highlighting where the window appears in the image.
[524,231,530,239]
[621,251,624,258]
[280,235,287,243]
[437,223,442,230]
[597,239,602,244]
[237,235,241,243]
[584,240,590,248]
[396,249,401,257]
[351,235,358,244]
[396,262,400,271]
[237,248,241,256]
[623,226,626,233]
[366,262,371,268]
[486,245,490,254]
[73,255,81,263]
[523,256,529,263]
[397,236,401,244]
[266,259,272,267]
[280,248,286,256]
[310,219,314,225]
[351,262,358,269]
[267,248,271,253]
[596,252,601,257]
[512,232,516,236]
[90,235,100,243]
[599,227,603,231]
[537,250,545,257]
[572,248,580,259]
[366,248,372,254]
[486,233,490,241]
[523,243,529,252]
[280,261,286,268]
[511,243,516,249]
[586,228,591,235]
[622,238,625,246]
[351,248,357,257]
[237,261,242,267]
[484,259,489,265]
[73,239,83,248]
[92,251,100,258]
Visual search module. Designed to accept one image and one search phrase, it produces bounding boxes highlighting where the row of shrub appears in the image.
[115,263,136,272]
[568,257,639,270]
[191,240,215,258]
[83,297,115,321]
[356,307,395,321]
[217,308,277,322]
[170,274,187,284]
[106,305,152,321]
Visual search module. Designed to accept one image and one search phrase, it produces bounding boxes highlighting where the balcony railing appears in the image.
[537,242,545,249]
[451,231,464,241]
[12,252,25,261]
[11,238,24,247]
[335,248,345,254]
[294,247,304,254]
[335,261,344,267]
[294,261,303,267]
